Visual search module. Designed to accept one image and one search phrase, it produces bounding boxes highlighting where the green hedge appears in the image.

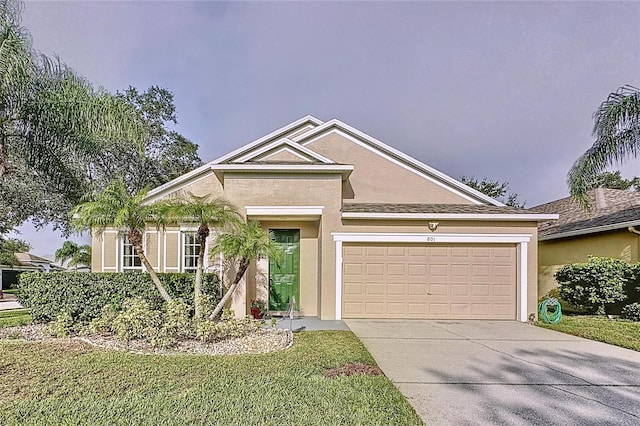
[554,257,638,315]
[17,272,220,323]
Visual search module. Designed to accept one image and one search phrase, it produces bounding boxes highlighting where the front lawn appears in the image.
[537,315,640,351]
[0,331,423,425]
[0,309,32,328]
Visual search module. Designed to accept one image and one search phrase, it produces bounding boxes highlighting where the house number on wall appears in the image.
[426,236,436,242]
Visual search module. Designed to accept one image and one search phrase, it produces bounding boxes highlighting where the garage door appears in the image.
[342,243,517,319]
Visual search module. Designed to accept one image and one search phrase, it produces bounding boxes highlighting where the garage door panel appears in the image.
[342,243,516,320]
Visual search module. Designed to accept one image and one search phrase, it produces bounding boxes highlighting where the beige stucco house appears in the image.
[532,188,640,297]
[92,116,555,321]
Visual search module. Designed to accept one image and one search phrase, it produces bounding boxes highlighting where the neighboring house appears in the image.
[531,188,640,297]
[92,116,555,321]
[0,252,66,290]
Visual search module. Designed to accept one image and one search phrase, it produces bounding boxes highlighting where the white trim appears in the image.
[246,206,324,216]
[235,138,334,164]
[332,232,532,322]
[297,121,503,206]
[213,115,324,164]
[211,163,353,175]
[342,212,558,221]
[517,242,528,322]
[335,239,343,320]
[539,219,640,241]
[144,170,217,204]
[332,232,531,243]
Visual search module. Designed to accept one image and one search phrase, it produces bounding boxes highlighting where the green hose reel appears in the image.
[538,297,562,324]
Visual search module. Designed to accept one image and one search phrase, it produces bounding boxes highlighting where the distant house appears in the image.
[0,252,65,290]
[531,188,640,296]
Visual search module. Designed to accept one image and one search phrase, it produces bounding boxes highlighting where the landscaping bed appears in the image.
[537,315,640,352]
[0,331,423,425]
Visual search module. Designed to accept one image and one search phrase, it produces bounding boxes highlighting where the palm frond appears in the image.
[569,85,640,208]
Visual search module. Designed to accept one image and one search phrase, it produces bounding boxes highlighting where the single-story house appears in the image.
[0,252,65,290]
[92,116,555,321]
[531,188,640,297]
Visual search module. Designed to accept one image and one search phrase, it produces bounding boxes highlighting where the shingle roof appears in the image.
[530,188,640,239]
[342,203,533,215]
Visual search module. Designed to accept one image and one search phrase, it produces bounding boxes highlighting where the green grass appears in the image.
[538,315,640,351]
[0,331,423,425]
[0,309,32,328]
[2,288,19,295]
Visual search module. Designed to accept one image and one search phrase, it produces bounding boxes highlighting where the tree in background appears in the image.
[208,221,282,319]
[569,85,640,207]
[460,176,525,208]
[0,1,202,236]
[165,194,240,316]
[0,236,29,265]
[54,240,91,270]
[584,171,640,191]
[71,179,173,302]
[0,0,147,234]
[92,86,203,195]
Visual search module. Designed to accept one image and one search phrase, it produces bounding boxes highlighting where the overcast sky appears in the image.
[13,0,640,257]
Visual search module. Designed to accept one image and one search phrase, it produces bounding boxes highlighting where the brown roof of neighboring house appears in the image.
[530,188,640,240]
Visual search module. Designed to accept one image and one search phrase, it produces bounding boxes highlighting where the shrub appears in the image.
[555,257,630,315]
[17,272,220,323]
[88,304,119,335]
[45,311,75,338]
[196,310,263,343]
[112,298,161,342]
[162,299,192,340]
[621,302,640,322]
[195,294,216,320]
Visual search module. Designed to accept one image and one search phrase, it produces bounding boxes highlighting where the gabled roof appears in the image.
[145,115,508,206]
[531,188,640,240]
[145,115,323,202]
[232,138,334,164]
[214,116,503,206]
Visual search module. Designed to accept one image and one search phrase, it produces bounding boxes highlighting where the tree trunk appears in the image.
[208,258,249,320]
[194,225,209,317]
[132,243,173,303]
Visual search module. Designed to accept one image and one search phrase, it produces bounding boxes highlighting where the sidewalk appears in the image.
[0,293,24,311]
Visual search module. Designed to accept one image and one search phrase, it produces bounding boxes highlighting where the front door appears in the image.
[269,229,300,312]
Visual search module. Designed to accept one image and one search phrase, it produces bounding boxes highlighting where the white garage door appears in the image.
[342,243,517,319]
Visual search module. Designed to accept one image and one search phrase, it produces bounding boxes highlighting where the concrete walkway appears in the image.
[345,319,640,426]
[0,293,24,311]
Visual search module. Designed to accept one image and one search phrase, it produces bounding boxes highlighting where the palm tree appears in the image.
[0,0,146,221]
[55,240,91,270]
[165,194,240,316]
[569,85,640,207]
[71,179,172,302]
[208,221,282,320]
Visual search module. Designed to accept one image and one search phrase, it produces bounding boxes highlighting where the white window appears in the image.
[122,236,142,271]
[183,232,201,273]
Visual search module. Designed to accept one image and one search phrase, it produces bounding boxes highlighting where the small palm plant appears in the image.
[208,221,282,320]
[71,178,173,302]
[164,194,240,316]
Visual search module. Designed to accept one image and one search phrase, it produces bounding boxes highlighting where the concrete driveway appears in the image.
[345,319,640,426]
